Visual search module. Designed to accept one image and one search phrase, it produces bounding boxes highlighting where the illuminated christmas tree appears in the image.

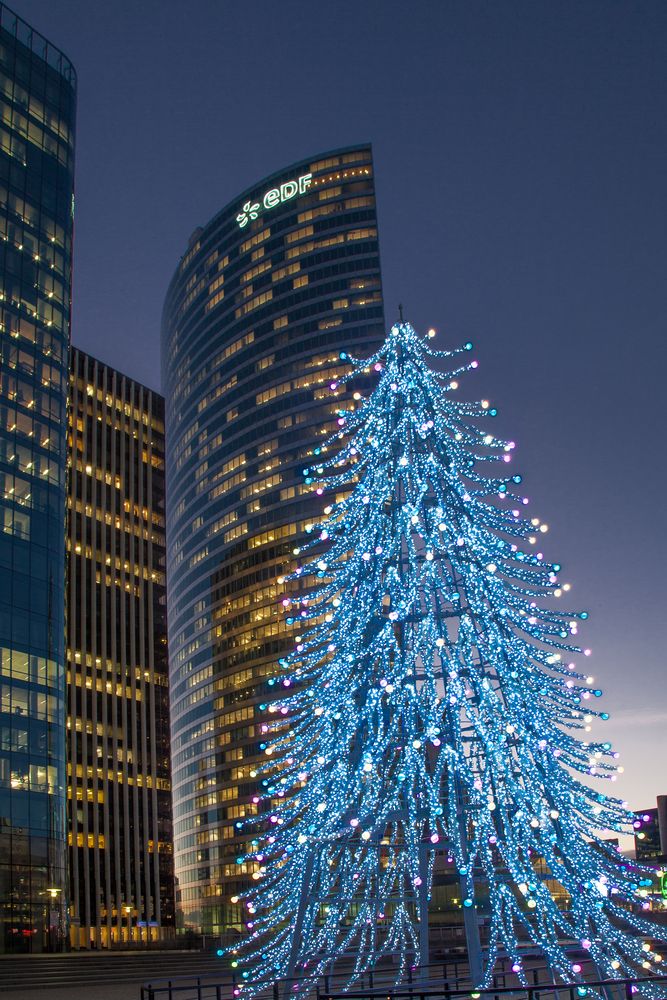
[230,322,666,996]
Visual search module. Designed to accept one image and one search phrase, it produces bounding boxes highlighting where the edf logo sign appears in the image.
[236,173,313,228]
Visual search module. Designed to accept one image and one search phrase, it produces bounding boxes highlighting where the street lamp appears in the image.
[123,904,133,945]
[41,887,63,952]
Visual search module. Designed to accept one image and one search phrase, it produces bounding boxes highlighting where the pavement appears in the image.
[0,951,232,1000]
[0,986,146,1000]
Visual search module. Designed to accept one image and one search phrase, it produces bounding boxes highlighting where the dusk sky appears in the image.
[15,0,667,816]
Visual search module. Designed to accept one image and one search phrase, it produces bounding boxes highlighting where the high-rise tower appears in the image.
[162,146,385,936]
[66,348,175,949]
[0,4,75,952]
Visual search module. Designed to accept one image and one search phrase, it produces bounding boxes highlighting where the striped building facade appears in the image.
[66,347,175,948]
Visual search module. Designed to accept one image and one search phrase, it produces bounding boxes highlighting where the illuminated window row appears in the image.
[223,522,248,544]
[285,224,314,245]
[285,232,343,260]
[279,483,311,501]
[220,451,246,475]
[297,203,339,224]
[256,353,274,372]
[195,785,238,810]
[248,522,299,550]
[310,166,372,184]
[239,472,281,497]
[241,260,271,284]
[0,759,59,794]
[68,832,106,849]
[0,87,73,144]
[271,262,300,283]
[69,544,164,584]
[204,290,224,313]
[284,227,377,261]
[185,663,213,690]
[0,224,67,276]
[239,227,270,255]
[216,584,279,618]
[0,440,58,481]
[0,646,59,685]
[70,499,163,544]
[216,705,254,729]
[69,761,169,790]
[218,616,290,647]
[208,510,237,536]
[257,437,277,456]
[196,373,237,414]
[208,468,246,501]
[69,787,105,803]
[226,803,257,821]
[235,289,273,318]
[0,405,60,454]
[1,371,63,421]
[0,291,64,331]
[189,546,208,568]
[71,673,143,701]
[0,683,61,721]
[174,636,202,667]
[77,384,162,430]
[0,111,70,167]
[0,310,65,361]
[2,342,63,383]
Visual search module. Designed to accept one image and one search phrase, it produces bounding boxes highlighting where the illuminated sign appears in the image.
[236,173,313,228]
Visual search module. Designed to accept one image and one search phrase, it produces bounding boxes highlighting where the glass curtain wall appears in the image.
[162,146,385,938]
[0,4,75,953]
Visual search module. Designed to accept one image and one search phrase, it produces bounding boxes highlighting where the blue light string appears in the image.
[227,322,666,997]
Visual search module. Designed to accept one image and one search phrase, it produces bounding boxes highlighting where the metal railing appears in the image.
[319,976,667,1000]
[141,979,228,1000]
[139,972,667,1000]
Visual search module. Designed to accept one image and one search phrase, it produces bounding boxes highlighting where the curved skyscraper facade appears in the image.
[0,5,75,952]
[162,146,385,936]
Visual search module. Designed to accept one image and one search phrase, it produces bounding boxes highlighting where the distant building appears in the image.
[162,145,385,937]
[0,3,76,952]
[66,348,175,948]
[634,796,667,863]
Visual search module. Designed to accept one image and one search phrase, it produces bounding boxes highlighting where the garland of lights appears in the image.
[227,322,667,997]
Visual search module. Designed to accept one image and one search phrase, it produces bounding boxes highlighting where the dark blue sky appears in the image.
[16,0,667,813]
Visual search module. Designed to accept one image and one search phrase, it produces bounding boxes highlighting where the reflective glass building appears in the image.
[162,146,385,936]
[0,4,76,952]
[67,348,175,949]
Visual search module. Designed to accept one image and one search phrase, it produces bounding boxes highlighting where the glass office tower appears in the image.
[0,4,76,952]
[67,349,175,949]
[162,146,385,936]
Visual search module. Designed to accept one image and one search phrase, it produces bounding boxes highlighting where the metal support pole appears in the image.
[452,774,483,986]
[418,840,429,979]
[283,853,315,999]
